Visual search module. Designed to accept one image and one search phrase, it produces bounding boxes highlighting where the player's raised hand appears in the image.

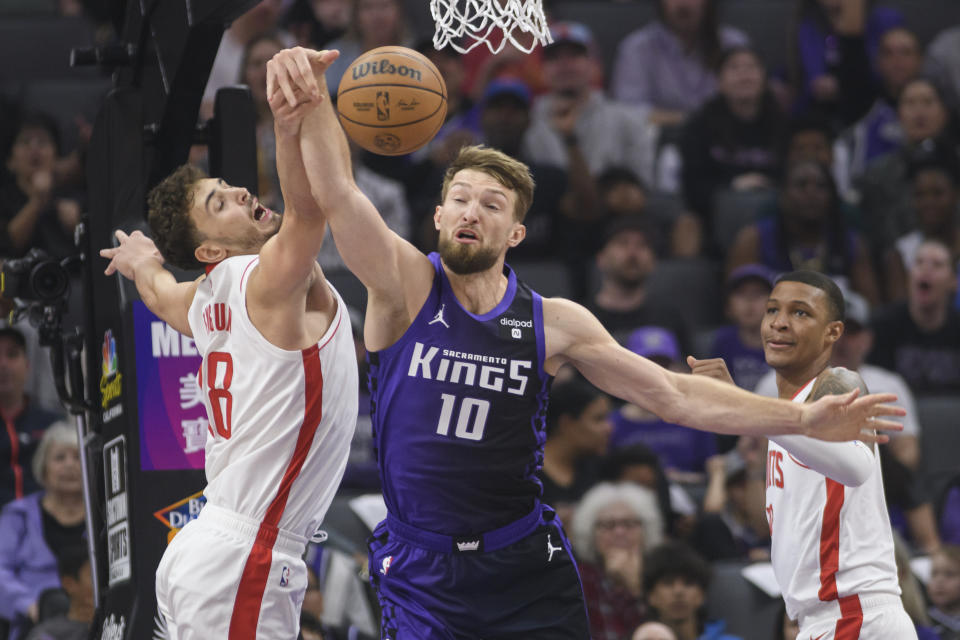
[686,356,735,386]
[99,229,163,280]
[266,47,340,109]
[801,389,905,444]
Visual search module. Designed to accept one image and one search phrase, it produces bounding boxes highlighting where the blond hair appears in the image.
[32,421,78,487]
[440,145,535,222]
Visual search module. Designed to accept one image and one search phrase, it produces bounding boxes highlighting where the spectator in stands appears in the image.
[611,0,749,127]
[928,545,960,640]
[572,482,664,640]
[526,22,657,186]
[788,0,903,126]
[596,167,701,259]
[783,115,856,203]
[239,33,287,211]
[0,327,64,507]
[539,376,612,526]
[0,287,63,414]
[23,545,93,640]
[694,436,770,562]
[325,0,414,95]
[680,47,786,234]
[635,621,680,640]
[771,603,800,640]
[610,327,717,482]
[869,238,960,394]
[0,112,81,258]
[885,154,960,303]
[728,159,880,305]
[706,264,773,393]
[0,423,84,640]
[283,0,351,49]
[201,0,291,118]
[841,27,924,178]
[643,542,743,640]
[856,76,956,258]
[604,442,683,533]
[588,217,689,347]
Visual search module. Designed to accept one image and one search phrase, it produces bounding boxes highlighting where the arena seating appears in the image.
[918,395,960,504]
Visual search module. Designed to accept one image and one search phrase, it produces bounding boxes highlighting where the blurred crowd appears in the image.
[1,0,960,639]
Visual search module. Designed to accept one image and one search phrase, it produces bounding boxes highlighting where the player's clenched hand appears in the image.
[99,229,163,280]
[266,47,340,109]
[686,356,735,386]
[801,389,905,444]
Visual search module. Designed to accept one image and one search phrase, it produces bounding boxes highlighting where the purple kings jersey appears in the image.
[368,253,551,535]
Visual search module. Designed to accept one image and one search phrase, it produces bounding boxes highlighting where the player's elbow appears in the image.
[832,457,875,487]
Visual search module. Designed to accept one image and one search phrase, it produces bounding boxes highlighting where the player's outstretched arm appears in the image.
[250,48,338,305]
[295,49,432,304]
[691,359,884,486]
[99,229,197,336]
[544,298,903,443]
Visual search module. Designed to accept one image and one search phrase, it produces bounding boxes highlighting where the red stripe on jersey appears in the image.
[3,418,22,499]
[227,525,278,639]
[263,345,324,525]
[834,594,863,639]
[818,478,845,601]
[227,345,324,638]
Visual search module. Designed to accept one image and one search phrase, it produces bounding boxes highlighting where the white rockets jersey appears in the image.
[187,255,357,540]
[766,378,899,622]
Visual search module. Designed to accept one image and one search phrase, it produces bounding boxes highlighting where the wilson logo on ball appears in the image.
[352,59,423,82]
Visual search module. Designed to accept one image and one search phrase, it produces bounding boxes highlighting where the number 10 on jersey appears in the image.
[436,394,490,441]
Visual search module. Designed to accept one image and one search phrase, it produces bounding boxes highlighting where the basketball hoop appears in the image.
[430,0,552,54]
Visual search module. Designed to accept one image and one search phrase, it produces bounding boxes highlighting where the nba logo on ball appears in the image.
[376,91,389,121]
[337,46,448,156]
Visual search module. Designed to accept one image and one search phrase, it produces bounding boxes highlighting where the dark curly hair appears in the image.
[147,165,207,271]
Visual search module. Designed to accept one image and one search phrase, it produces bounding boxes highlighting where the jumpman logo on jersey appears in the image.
[546,534,563,562]
[428,304,450,329]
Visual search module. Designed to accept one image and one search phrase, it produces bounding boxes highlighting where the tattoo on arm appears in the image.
[808,367,870,403]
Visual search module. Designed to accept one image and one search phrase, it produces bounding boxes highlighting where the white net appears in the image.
[430,0,552,54]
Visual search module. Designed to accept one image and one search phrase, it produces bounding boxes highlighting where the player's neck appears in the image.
[442,262,509,316]
[774,354,831,399]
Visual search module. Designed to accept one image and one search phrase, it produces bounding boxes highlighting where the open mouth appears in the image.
[253,202,269,222]
[455,228,479,243]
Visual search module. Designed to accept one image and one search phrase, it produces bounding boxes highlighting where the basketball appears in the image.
[336,46,447,156]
